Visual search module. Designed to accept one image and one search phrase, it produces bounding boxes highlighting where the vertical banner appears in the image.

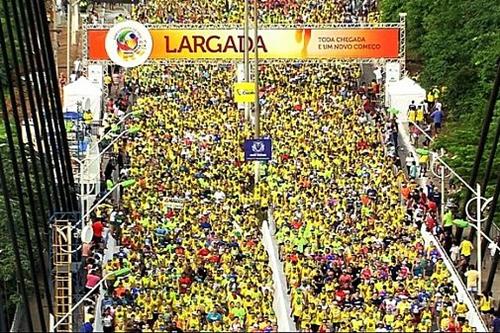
[87,64,104,89]
[385,62,401,83]
[236,63,246,110]
[244,139,272,161]
[385,62,401,107]
[234,82,255,103]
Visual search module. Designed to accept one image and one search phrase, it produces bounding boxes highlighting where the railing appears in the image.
[421,227,488,331]
[9,304,26,332]
[263,206,296,332]
[397,117,489,331]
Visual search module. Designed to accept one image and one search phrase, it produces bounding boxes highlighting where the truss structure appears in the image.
[83,22,403,30]
[82,20,406,75]
[398,13,407,77]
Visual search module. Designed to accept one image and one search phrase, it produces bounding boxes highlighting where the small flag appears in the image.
[121,179,136,188]
[452,219,469,228]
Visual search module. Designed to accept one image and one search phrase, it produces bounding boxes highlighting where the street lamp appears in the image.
[464,184,496,293]
[66,0,81,80]
[51,267,131,331]
[408,120,494,293]
[54,178,135,257]
[87,110,143,154]
[76,178,136,231]
[243,0,250,122]
[73,124,141,222]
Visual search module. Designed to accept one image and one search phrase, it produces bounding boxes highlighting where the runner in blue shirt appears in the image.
[430,109,444,133]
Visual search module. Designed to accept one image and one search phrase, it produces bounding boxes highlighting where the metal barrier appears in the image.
[264,206,296,332]
[421,227,488,331]
[397,118,489,331]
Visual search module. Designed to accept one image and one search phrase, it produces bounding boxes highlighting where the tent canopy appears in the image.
[63,77,102,121]
[387,77,426,122]
[387,77,426,96]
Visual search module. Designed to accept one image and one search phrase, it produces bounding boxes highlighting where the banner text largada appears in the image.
[164,34,268,53]
[88,28,400,60]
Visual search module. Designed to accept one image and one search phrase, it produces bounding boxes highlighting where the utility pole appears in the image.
[66,1,71,79]
[461,59,500,242]
[243,0,250,122]
[67,0,80,79]
[253,0,260,185]
[481,174,500,264]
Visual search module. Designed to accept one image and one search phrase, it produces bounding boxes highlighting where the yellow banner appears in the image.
[234,82,255,103]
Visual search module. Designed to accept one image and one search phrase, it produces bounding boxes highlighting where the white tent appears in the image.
[387,77,426,122]
[63,77,102,121]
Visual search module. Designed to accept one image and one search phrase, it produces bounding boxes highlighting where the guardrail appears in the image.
[421,227,488,331]
[397,118,489,331]
[263,206,296,332]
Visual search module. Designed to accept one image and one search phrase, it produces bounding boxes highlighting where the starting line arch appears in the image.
[82,14,406,72]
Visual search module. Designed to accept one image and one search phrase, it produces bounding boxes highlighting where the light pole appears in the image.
[76,179,136,231]
[72,125,140,221]
[54,179,135,257]
[476,183,482,293]
[243,0,250,122]
[253,0,260,185]
[77,124,141,179]
[67,0,80,80]
[407,121,495,294]
[51,268,131,331]
[464,184,496,293]
[430,148,452,222]
[87,110,143,154]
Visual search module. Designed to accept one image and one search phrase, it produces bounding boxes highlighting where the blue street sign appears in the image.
[244,139,272,161]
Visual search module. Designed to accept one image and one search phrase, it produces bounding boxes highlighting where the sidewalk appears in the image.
[405,122,500,301]
[465,229,500,296]
[397,121,487,331]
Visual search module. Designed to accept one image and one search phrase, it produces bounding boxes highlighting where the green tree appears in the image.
[381,0,500,201]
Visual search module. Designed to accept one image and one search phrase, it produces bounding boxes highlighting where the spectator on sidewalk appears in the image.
[416,105,425,124]
[459,238,474,261]
[85,270,101,295]
[409,161,419,180]
[488,236,500,258]
[419,153,429,177]
[92,218,104,244]
[479,291,494,315]
[464,265,479,295]
[102,308,114,333]
[450,242,460,263]
[493,311,500,333]
[430,107,444,135]
[81,318,94,333]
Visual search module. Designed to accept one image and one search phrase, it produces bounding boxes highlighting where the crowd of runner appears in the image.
[132,0,379,24]
[84,61,478,332]
[76,0,485,332]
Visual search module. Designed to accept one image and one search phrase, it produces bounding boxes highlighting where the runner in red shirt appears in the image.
[92,220,104,244]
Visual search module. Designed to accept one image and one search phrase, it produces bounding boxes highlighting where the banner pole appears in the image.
[244,0,250,122]
[67,2,71,80]
[477,183,482,293]
[254,0,260,185]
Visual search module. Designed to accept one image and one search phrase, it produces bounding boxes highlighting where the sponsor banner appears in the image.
[87,64,104,88]
[385,62,401,83]
[88,21,400,64]
[236,63,246,109]
[104,21,153,67]
[234,82,255,103]
[244,139,272,161]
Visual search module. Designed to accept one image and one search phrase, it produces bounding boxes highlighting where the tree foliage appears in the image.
[381,0,500,196]
[0,4,7,87]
